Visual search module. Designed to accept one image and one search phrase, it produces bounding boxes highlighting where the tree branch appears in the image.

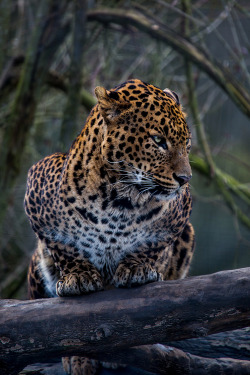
[0,268,250,374]
[180,0,250,231]
[190,153,250,229]
[182,0,215,176]
[60,0,87,148]
[87,8,250,118]
[0,58,96,111]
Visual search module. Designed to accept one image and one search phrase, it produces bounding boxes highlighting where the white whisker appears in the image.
[104,157,172,201]
[105,158,125,164]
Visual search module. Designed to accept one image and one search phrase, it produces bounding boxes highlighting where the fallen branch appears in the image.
[121,344,250,375]
[168,328,250,360]
[19,336,250,375]
[18,329,250,374]
[0,268,250,374]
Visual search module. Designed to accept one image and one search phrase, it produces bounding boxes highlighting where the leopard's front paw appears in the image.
[56,271,103,297]
[113,263,163,288]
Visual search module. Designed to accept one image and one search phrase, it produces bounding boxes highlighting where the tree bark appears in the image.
[0,268,250,374]
[22,344,250,375]
[167,328,250,361]
[122,344,250,375]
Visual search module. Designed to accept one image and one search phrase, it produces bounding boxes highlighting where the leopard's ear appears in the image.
[163,88,187,117]
[163,88,180,106]
[95,86,131,123]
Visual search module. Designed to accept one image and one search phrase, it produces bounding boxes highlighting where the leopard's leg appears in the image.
[166,221,195,280]
[62,357,100,375]
[29,239,103,297]
[49,244,103,375]
[55,253,105,375]
[28,240,102,374]
[112,243,168,288]
[56,258,104,297]
[49,243,104,297]
[28,240,59,299]
[113,221,195,287]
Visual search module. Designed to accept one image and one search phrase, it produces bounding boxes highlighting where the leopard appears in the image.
[25,78,195,374]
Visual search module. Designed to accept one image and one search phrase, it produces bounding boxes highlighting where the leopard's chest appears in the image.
[58,212,142,262]
[39,184,191,280]
[78,216,165,272]
[54,194,188,275]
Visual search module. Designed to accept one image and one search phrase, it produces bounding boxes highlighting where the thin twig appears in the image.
[182,0,215,176]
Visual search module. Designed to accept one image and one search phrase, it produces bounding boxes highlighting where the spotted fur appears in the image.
[25,79,195,374]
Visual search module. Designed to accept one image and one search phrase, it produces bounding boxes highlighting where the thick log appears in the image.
[123,344,250,375]
[19,329,250,374]
[167,327,250,360]
[20,344,250,375]
[0,268,250,374]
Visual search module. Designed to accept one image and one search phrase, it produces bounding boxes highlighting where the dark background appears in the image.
[0,1,250,372]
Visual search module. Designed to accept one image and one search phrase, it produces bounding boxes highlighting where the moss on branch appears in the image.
[190,153,250,229]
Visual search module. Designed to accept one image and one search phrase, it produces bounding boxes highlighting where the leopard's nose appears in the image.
[173,173,192,186]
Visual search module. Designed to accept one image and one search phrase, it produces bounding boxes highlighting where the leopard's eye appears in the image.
[186,138,191,151]
[151,135,168,150]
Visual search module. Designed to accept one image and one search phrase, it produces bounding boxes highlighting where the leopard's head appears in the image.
[95,79,192,200]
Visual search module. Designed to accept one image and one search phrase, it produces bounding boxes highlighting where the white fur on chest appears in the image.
[46,193,179,277]
[74,203,170,274]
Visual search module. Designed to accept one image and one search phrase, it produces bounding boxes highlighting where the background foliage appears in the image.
[0,0,249,299]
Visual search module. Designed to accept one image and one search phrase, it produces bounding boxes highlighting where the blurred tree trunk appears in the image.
[0,0,69,234]
[60,0,87,149]
[0,59,96,111]
[0,0,12,72]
